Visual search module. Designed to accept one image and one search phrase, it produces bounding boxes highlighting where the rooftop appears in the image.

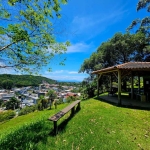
[92,62,150,74]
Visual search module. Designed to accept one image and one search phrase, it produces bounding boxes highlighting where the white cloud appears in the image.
[52,70,64,74]
[72,16,98,32]
[45,70,81,74]
[0,62,13,74]
[45,70,64,74]
[44,74,87,82]
[47,42,93,54]
[67,42,93,53]
[70,5,129,40]
[44,69,88,81]
[68,71,78,74]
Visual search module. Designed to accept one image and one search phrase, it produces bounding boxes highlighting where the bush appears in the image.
[0,110,16,122]
[56,98,63,105]
[66,96,76,103]
[18,105,38,116]
[37,103,43,111]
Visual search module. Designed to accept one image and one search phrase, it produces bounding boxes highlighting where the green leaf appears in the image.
[0,27,5,34]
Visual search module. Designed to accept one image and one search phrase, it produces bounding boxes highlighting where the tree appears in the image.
[79,32,149,75]
[0,99,4,108]
[5,97,20,110]
[46,89,57,109]
[80,77,97,98]
[132,31,150,61]
[0,0,69,74]
[127,0,150,61]
[66,96,76,102]
[79,33,128,74]
[37,95,48,110]
[2,79,14,90]
[127,0,150,36]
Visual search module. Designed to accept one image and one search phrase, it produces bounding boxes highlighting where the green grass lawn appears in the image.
[0,99,150,150]
[0,103,69,135]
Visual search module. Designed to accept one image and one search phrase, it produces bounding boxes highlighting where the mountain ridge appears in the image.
[0,74,56,87]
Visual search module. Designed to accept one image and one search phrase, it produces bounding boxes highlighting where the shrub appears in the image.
[0,110,16,122]
[66,96,76,103]
[18,105,38,116]
[37,102,43,111]
[56,98,63,105]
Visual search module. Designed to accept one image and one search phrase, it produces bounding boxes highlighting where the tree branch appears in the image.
[0,39,23,52]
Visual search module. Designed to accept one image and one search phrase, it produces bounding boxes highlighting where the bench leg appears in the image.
[77,102,81,110]
[54,121,57,135]
[71,107,75,116]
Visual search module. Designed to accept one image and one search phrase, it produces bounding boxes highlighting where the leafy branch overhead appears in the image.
[0,0,69,74]
[128,0,150,33]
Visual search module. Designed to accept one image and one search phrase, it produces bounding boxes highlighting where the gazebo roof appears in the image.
[92,62,150,74]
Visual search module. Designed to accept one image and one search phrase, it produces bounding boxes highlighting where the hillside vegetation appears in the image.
[0,74,56,87]
[0,99,150,150]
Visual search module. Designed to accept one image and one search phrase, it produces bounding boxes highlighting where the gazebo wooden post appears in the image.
[97,74,99,97]
[118,69,121,105]
[110,75,112,92]
[138,74,140,94]
[97,74,101,97]
[131,72,134,99]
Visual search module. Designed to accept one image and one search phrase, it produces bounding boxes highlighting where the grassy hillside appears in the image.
[0,99,150,150]
[0,74,56,87]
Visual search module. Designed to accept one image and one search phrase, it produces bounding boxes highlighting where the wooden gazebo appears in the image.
[92,62,150,104]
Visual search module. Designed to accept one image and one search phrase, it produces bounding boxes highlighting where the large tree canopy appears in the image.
[0,0,69,74]
[79,32,150,74]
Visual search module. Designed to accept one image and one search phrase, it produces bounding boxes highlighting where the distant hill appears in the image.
[0,74,56,87]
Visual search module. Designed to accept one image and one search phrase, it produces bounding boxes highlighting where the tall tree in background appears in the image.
[127,0,150,61]
[46,89,57,109]
[0,0,69,74]
[133,31,150,61]
[6,97,20,110]
[128,0,150,35]
[2,79,14,90]
[79,32,149,74]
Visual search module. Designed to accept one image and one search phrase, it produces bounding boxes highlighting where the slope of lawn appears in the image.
[0,98,150,150]
[0,103,67,134]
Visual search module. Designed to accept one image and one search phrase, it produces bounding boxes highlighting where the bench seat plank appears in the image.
[49,100,81,122]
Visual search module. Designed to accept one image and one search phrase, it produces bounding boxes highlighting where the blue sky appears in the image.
[1,0,149,82]
[42,0,149,82]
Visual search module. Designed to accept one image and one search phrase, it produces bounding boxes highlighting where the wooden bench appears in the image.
[48,100,81,135]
